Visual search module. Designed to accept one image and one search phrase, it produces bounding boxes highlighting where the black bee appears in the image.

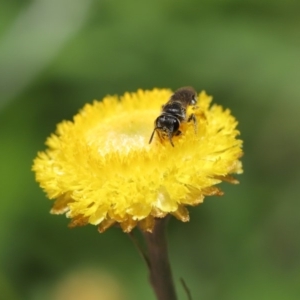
[149,86,198,147]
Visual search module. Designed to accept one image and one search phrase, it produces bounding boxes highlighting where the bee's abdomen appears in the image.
[162,102,186,121]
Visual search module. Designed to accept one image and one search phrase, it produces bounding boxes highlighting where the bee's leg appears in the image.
[175,130,182,136]
[187,113,196,123]
[188,113,197,134]
[157,130,164,143]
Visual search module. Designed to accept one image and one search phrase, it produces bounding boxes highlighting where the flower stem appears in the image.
[143,217,178,300]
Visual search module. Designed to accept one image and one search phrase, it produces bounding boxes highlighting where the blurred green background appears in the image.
[1,0,300,299]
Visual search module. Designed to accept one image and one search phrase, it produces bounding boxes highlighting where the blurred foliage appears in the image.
[1,0,300,299]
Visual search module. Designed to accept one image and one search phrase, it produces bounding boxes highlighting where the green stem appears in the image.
[143,217,177,300]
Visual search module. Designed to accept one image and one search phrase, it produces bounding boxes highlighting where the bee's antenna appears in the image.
[149,128,157,144]
[168,132,174,147]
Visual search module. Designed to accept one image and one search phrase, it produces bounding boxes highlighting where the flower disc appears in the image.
[33,89,243,232]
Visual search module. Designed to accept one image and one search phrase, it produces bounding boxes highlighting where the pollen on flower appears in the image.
[32,88,243,233]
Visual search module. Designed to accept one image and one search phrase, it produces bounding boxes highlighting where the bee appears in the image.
[149,86,198,147]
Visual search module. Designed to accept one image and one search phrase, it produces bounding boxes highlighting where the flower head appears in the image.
[32,88,243,233]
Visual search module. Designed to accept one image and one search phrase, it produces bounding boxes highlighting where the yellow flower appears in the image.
[32,88,243,233]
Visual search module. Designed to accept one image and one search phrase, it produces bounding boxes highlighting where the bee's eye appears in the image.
[173,118,180,132]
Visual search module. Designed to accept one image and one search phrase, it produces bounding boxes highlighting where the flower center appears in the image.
[87,110,157,156]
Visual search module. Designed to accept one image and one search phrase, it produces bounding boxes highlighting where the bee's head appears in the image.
[149,114,180,147]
